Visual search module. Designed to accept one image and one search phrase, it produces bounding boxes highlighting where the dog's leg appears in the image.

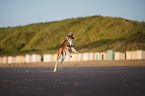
[54,61,58,72]
[72,47,78,54]
[59,52,66,72]
[66,51,72,58]
[54,49,61,72]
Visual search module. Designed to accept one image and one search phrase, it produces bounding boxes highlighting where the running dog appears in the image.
[53,32,78,72]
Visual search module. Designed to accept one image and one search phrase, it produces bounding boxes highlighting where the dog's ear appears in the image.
[70,32,74,37]
[65,35,69,40]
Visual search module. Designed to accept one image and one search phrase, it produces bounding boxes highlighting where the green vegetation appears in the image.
[0,15,145,55]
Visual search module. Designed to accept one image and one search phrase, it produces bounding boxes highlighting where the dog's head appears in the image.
[66,32,74,46]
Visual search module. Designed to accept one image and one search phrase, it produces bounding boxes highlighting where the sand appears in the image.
[0,66,145,96]
[0,60,145,67]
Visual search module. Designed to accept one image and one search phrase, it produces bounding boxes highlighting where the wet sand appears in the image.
[0,66,145,96]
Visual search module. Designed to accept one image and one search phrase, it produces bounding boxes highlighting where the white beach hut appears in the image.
[25,54,32,63]
[88,52,94,61]
[83,53,89,61]
[32,54,41,63]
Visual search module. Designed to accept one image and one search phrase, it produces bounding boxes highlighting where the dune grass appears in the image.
[0,15,145,55]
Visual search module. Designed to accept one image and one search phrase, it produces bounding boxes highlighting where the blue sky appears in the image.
[0,0,145,27]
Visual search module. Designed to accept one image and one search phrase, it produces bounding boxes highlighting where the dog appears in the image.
[53,32,78,72]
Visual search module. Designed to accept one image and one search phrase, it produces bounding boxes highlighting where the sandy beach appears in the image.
[0,61,145,96]
[0,60,145,67]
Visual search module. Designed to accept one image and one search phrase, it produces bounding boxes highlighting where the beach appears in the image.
[0,62,145,96]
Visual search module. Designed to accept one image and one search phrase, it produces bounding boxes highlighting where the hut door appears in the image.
[96,55,98,60]
[102,54,104,60]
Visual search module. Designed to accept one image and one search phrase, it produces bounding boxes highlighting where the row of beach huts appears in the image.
[0,50,145,64]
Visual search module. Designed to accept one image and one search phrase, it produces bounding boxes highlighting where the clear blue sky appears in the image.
[0,0,145,27]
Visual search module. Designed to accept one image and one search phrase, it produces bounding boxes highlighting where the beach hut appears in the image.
[69,53,78,62]
[16,56,19,63]
[107,50,115,60]
[3,56,7,64]
[12,57,16,63]
[115,52,119,60]
[52,54,62,62]
[83,53,89,61]
[126,50,143,60]
[16,56,25,63]
[64,54,70,62]
[100,52,107,60]
[131,51,137,60]
[126,51,132,60]
[88,52,94,61]
[142,50,145,59]
[121,53,125,60]
[20,56,25,63]
[43,54,53,62]
[8,56,12,63]
[53,54,57,62]
[94,52,100,60]
[25,54,32,63]
[136,50,145,60]
[53,54,60,62]
[77,53,83,62]
[115,52,125,60]
[0,57,3,64]
[8,56,16,64]
[32,54,41,63]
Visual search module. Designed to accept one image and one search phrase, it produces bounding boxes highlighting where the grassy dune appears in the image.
[0,15,145,55]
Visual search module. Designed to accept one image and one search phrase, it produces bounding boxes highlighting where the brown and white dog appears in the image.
[53,32,78,72]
